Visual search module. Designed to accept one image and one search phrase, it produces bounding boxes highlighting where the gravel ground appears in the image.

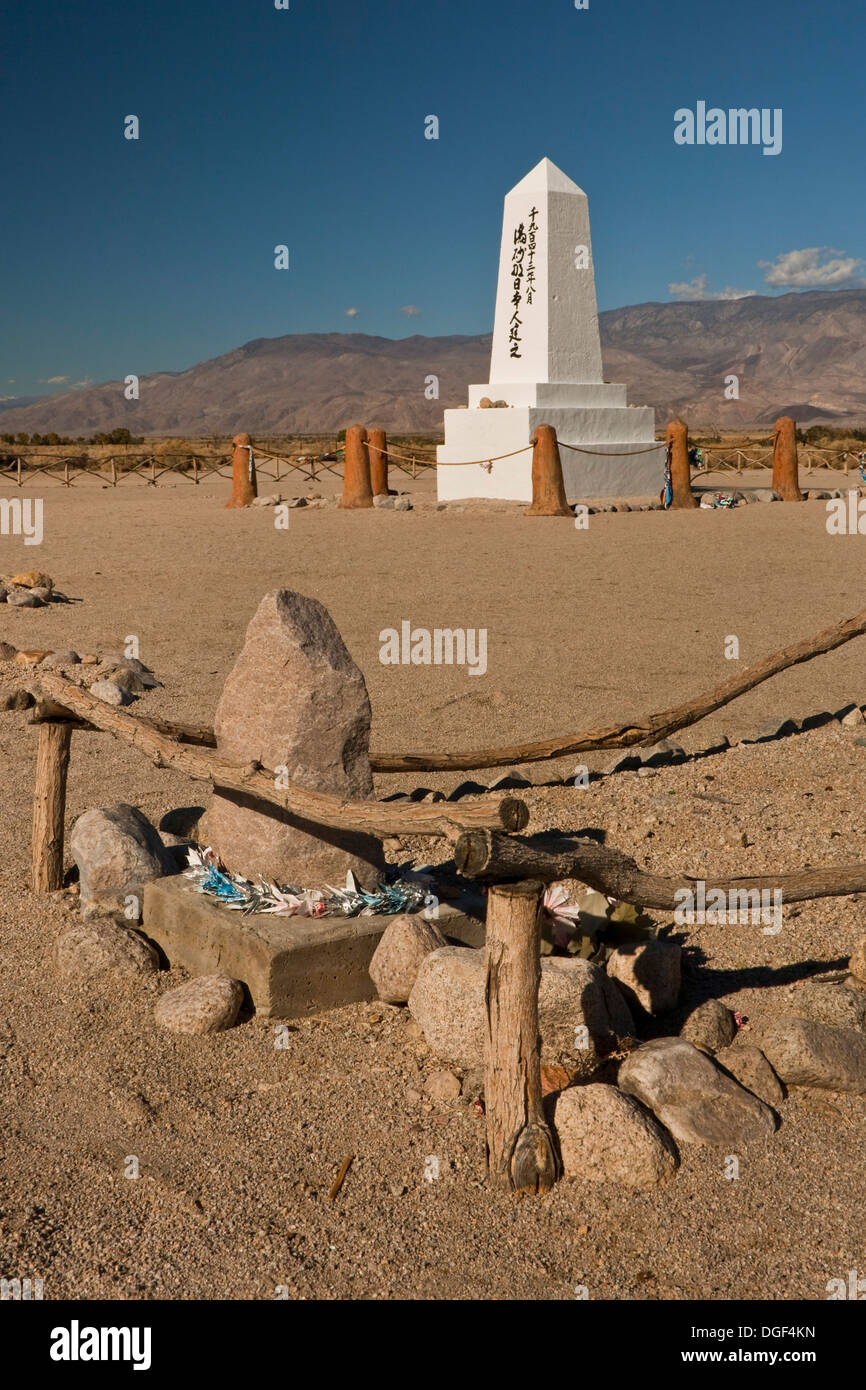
[0,470,864,1301]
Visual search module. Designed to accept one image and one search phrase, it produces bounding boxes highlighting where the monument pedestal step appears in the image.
[437,406,664,501]
[143,876,483,1019]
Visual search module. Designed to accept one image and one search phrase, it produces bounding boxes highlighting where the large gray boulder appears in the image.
[757,1015,866,1094]
[554,1083,678,1187]
[206,591,384,889]
[618,1036,777,1145]
[70,804,176,918]
[407,947,635,1068]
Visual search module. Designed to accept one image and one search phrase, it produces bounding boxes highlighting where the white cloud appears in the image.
[41,374,69,384]
[668,274,756,302]
[759,247,865,288]
[344,306,359,318]
[400,304,422,317]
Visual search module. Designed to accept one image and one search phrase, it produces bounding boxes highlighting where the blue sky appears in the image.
[2,0,864,399]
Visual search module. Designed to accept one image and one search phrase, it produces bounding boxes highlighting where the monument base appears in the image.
[143,877,483,1020]
[437,391,664,502]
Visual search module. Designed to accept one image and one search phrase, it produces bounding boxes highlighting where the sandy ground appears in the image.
[1,465,865,1301]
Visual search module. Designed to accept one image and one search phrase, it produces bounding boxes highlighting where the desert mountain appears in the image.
[4,289,866,436]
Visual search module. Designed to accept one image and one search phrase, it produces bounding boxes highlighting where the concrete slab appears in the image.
[143,876,483,1019]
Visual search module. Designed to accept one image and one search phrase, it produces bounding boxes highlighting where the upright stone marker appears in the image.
[437,158,663,501]
[207,591,385,889]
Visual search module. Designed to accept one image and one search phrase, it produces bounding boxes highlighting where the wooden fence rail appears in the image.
[0,448,438,488]
[20,672,528,891]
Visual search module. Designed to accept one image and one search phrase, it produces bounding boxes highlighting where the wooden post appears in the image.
[525,424,571,516]
[16,456,21,487]
[665,419,698,508]
[31,721,72,892]
[367,427,389,496]
[484,879,559,1195]
[338,425,374,508]
[225,432,258,508]
[193,454,199,485]
[772,416,804,501]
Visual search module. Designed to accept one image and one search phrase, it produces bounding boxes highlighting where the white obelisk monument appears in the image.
[436,158,664,500]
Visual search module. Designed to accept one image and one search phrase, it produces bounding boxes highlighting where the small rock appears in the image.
[554,1083,678,1186]
[79,654,99,665]
[373,495,395,509]
[636,767,657,779]
[783,980,866,1032]
[618,1036,776,1145]
[0,641,16,660]
[753,489,780,502]
[461,1066,485,1098]
[640,739,686,767]
[55,917,159,980]
[153,975,244,1035]
[606,938,681,1015]
[0,585,7,603]
[393,496,412,511]
[13,649,51,666]
[680,1000,737,1053]
[6,589,42,607]
[42,650,81,668]
[90,679,133,706]
[8,570,53,590]
[758,1015,866,1094]
[424,1069,461,1102]
[715,1042,784,1107]
[369,913,448,1004]
[70,803,176,917]
[100,656,158,688]
[841,706,865,728]
[104,666,151,694]
[30,587,53,603]
[0,689,34,711]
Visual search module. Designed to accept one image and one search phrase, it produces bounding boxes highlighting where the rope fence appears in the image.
[2,438,861,488]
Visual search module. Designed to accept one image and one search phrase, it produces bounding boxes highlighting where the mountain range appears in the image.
[4,288,866,437]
